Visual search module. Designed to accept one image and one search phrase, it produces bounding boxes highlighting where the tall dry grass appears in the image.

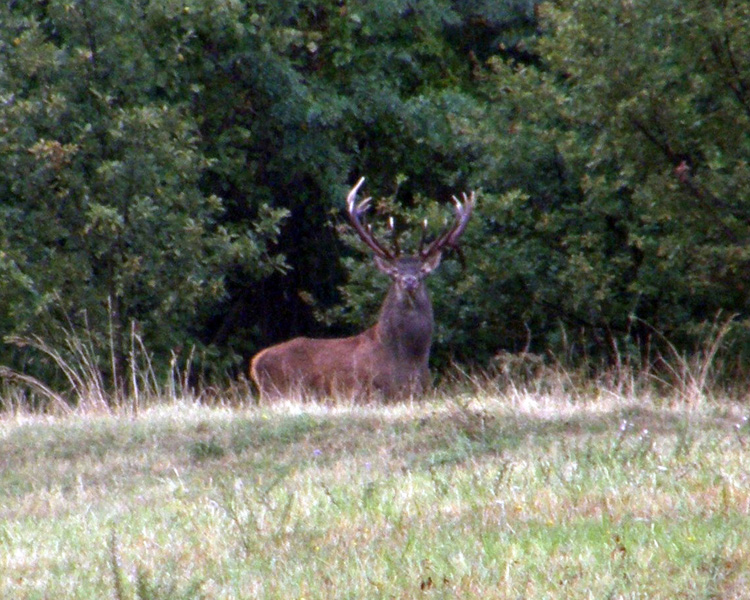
[1,311,748,417]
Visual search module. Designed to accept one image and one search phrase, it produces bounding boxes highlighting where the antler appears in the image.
[421,191,475,258]
[346,177,396,260]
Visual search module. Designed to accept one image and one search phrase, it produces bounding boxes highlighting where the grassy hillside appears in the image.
[1,386,750,598]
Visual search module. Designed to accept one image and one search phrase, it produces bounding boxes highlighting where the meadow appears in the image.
[1,376,750,599]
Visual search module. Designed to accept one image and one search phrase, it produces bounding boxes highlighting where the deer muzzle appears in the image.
[402,275,420,293]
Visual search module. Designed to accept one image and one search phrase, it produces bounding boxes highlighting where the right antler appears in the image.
[420,191,475,258]
[346,177,396,260]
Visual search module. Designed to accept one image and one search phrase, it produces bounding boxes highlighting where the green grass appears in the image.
[1,389,750,599]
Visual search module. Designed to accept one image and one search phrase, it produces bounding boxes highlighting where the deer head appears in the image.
[346,175,474,298]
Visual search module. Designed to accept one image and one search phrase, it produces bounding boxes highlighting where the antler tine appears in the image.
[421,190,475,258]
[346,177,395,260]
[346,176,366,212]
[418,218,428,256]
[445,191,475,246]
[389,216,401,256]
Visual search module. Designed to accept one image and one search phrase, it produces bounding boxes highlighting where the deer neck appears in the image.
[377,284,434,361]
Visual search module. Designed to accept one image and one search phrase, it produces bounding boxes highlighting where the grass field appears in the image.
[2,383,750,599]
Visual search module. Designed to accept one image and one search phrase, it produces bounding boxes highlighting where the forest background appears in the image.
[1,0,749,401]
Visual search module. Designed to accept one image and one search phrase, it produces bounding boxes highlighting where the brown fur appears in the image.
[250,323,428,401]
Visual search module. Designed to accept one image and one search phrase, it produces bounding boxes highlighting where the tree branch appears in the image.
[630,118,739,244]
[711,32,750,121]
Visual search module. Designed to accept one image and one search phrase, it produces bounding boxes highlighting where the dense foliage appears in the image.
[1,0,749,398]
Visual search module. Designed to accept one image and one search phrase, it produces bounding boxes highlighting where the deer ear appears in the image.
[374,255,398,276]
[421,251,442,274]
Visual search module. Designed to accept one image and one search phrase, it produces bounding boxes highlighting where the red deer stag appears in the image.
[250,177,474,401]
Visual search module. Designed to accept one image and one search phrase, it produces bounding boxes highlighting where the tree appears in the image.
[464,0,750,366]
[13,0,748,393]
[164,0,536,364]
[0,1,287,395]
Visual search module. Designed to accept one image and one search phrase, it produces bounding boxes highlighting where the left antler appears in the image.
[420,191,475,258]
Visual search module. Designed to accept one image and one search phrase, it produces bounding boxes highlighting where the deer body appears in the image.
[250,178,473,401]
